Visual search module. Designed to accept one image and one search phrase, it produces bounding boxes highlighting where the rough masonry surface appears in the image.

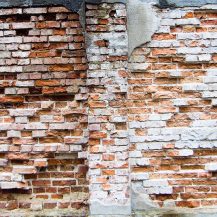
[0,1,216,216]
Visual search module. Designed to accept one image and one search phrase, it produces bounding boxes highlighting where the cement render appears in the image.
[127,0,161,57]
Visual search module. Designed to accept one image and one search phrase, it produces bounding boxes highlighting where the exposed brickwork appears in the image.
[86,3,130,213]
[0,2,217,216]
[129,8,217,209]
[0,6,88,215]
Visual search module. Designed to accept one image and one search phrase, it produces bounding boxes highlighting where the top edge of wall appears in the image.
[0,0,216,12]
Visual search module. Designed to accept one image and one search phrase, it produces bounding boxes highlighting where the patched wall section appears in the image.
[129,6,217,211]
[0,7,88,216]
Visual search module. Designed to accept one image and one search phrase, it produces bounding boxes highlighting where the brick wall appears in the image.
[0,2,217,216]
[0,6,88,216]
[129,8,217,210]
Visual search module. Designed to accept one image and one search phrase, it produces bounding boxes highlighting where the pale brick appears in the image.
[0,9,22,15]
[205,163,217,171]
[204,77,217,84]
[0,66,22,72]
[5,88,16,95]
[136,158,150,166]
[50,123,77,130]
[179,149,194,157]
[143,179,169,187]
[175,18,200,25]
[0,159,7,166]
[7,130,21,138]
[20,145,32,153]
[23,7,47,14]
[32,130,46,138]
[12,22,35,29]
[0,36,22,43]
[13,166,37,174]
[9,109,35,117]
[15,117,28,123]
[0,144,9,153]
[16,81,34,87]
[25,123,47,130]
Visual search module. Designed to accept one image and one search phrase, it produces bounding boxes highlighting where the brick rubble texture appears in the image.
[0,2,217,216]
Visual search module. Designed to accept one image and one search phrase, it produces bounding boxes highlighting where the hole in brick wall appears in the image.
[49,95,75,101]
[0,104,15,109]
[109,10,116,17]
[6,17,16,22]
[2,189,32,194]
[16,29,29,36]
[211,172,217,177]
[4,75,16,80]
[56,50,63,57]
[24,174,37,179]
[29,87,42,95]
[38,167,46,172]
[0,88,4,94]
[15,14,31,22]
[25,96,41,102]
[0,132,7,137]
[44,13,56,21]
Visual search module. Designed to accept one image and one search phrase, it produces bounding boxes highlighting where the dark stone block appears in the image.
[158,0,217,8]
[0,0,83,12]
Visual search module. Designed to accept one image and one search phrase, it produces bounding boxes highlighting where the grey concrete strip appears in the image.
[90,201,131,215]
[0,0,216,11]
[86,0,126,3]
[134,208,217,217]
[157,0,217,8]
[0,0,83,12]
[0,0,126,11]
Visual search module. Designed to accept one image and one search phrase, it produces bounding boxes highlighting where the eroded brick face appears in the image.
[0,7,88,215]
[129,9,217,209]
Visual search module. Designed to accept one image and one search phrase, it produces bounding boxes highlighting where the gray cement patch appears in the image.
[90,201,131,215]
[86,0,126,4]
[134,208,217,217]
[127,0,161,57]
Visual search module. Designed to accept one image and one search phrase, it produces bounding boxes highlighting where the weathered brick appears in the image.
[13,166,37,174]
[0,2,216,215]
[23,8,47,14]
[9,110,35,117]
